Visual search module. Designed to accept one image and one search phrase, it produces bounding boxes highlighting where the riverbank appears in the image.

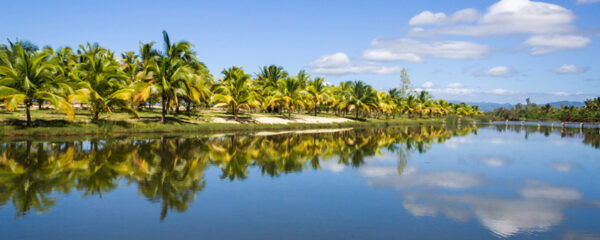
[0,109,446,138]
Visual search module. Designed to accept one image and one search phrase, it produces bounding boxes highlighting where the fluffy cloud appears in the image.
[409,9,480,26]
[309,52,403,75]
[362,38,489,62]
[524,35,591,54]
[552,64,589,74]
[409,11,448,26]
[576,0,600,4]
[417,82,595,103]
[473,66,517,77]
[412,0,576,36]
[407,0,591,55]
[421,81,435,88]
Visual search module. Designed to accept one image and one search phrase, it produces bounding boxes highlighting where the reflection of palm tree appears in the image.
[0,125,484,220]
[136,137,209,220]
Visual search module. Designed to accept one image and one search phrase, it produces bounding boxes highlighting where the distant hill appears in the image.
[449,101,513,112]
[545,101,585,108]
[449,101,585,112]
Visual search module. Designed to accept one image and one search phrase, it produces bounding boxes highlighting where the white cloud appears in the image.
[362,38,489,62]
[552,64,589,74]
[409,11,448,26]
[413,0,576,37]
[524,35,591,54]
[422,81,435,88]
[309,52,403,75]
[447,82,464,88]
[451,8,481,23]
[474,66,517,77]
[409,9,480,26]
[577,0,600,4]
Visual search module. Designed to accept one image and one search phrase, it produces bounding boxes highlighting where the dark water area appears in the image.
[1,125,599,239]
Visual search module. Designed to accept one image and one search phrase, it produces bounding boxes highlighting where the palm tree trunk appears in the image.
[314,103,318,116]
[25,100,32,127]
[355,108,359,120]
[161,94,167,124]
[93,111,99,122]
[38,99,43,110]
[186,101,192,115]
[233,105,238,121]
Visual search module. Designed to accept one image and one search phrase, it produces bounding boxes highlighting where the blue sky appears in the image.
[1,0,598,103]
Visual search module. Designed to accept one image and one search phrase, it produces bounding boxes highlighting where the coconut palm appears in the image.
[136,31,197,123]
[0,40,74,126]
[256,65,288,89]
[346,80,377,120]
[69,43,137,122]
[307,77,330,116]
[274,76,305,119]
[212,66,256,121]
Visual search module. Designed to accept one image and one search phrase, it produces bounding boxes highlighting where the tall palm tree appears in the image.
[212,66,256,121]
[347,80,377,120]
[136,31,196,123]
[0,40,74,126]
[274,77,305,119]
[256,65,288,89]
[69,43,137,122]
[307,77,330,116]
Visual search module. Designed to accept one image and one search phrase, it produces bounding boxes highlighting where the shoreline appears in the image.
[0,115,445,139]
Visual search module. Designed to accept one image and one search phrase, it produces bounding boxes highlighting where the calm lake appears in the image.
[1,124,599,239]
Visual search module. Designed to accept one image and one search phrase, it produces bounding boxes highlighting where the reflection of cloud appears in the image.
[320,160,345,173]
[481,157,508,167]
[400,189,578,238]
[465,154,511,168]
[548,161,583,172]
[360,164,592,238]
[444,136,472,149]
[561,231,600,240]
[519,180,581,201]
[360,166,483,189]
[471,196,564,237]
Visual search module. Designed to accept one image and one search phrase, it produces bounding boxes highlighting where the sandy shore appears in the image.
[210,115,353,125]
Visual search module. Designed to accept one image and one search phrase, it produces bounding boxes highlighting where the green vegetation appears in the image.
[488,97,600,122]
[1,31,483,135]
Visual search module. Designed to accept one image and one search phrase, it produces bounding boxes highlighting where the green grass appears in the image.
[0,108,449,138]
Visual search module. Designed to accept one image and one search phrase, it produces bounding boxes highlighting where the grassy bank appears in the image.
[0,109,447,138]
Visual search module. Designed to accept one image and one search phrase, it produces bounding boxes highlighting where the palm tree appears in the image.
[307,77,330,116]
[256,65,288,89]
[69,43,137,122]
[212,66,255,121]
[136,31,196,123]
[347,80,377,120]
[0,40,74,126]
[274,76,305,119]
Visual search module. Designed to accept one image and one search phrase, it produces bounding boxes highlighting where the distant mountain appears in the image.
[545,101,585,108]
[449,101,513,112]
[449,101,585,112]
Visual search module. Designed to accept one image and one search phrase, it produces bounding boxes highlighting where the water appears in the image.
[0,125,599,239]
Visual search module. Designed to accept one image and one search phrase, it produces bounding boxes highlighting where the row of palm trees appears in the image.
[0,31,482,126]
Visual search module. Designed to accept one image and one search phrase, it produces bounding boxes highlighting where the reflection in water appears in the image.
[0,124,599,237]
[0,126,475,220]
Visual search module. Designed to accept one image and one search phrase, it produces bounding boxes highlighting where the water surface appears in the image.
[1,125,599,239]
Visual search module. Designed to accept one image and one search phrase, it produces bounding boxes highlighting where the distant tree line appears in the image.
[487,97,600,122]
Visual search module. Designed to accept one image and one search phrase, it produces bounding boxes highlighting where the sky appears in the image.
[1,0,598,104]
